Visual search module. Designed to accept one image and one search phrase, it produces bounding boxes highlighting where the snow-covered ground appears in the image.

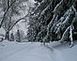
[0,40,77,61]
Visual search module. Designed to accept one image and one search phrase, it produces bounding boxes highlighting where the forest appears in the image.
[0,0,77,47]
[27,0,77,47]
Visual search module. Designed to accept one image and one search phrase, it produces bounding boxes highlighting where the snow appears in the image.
[69,25,74,47]
[61,46,77,61]
[0,40,77,61]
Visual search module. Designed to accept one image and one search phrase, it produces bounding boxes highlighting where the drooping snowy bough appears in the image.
[27,0,77,47]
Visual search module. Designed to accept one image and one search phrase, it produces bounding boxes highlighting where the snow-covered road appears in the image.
[0,41,77,61]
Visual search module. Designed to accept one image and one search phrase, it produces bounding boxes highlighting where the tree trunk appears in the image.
[5,31,9,40]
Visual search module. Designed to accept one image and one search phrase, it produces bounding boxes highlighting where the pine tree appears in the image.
[10,33,14,41]
[16,30,21,42]
[27,0,77,47]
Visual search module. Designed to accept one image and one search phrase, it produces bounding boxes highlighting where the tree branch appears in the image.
[9,14,28,31]
[0,0,16,28]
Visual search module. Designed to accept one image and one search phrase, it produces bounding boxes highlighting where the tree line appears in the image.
[27,0,77,47]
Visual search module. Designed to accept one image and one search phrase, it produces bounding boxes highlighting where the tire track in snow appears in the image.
[44,45,65,61]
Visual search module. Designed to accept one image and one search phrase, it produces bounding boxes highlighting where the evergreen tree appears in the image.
[10,33,14,41]
[27,0,77,47]
[16,30,21,42]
